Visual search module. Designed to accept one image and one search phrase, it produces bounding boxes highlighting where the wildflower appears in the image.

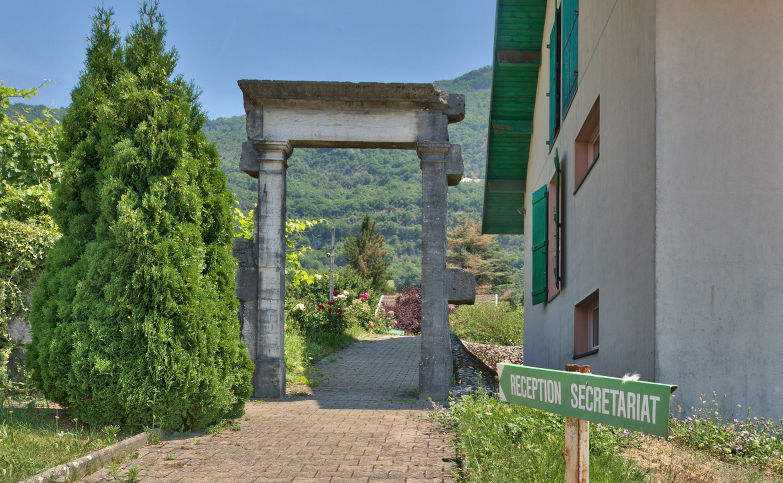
[333,290,340,296]
[58,431,65,437]
[370,321,375,327]
[461,452,466,458]
[394,320,398,326]
[774,450,779,456]
[327,301,334,305]
[388,310,394,316]
[360,292,369,299]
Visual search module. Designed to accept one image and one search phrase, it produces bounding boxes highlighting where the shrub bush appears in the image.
[450,302,523,346]
[27,5,252,431]
[387,285,422,334]
[0,83,61,394]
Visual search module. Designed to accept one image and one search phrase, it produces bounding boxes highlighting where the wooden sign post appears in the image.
[564,364,590,483]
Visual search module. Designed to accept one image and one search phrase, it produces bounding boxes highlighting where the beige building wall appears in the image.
[655,0,783,419]
[524,1,658,379]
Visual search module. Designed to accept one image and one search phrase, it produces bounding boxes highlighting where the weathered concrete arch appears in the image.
[234,80,475,401]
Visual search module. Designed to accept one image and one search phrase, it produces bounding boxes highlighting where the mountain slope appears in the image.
[202,67,492,281]
[9,67,504,286]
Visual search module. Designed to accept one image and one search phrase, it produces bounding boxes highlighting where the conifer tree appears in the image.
[27,7,123,403]
[28,3,252,430]
[447,216,514,294]
[342,214,390,292]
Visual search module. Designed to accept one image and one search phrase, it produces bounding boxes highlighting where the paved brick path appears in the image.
[84,336,456,482]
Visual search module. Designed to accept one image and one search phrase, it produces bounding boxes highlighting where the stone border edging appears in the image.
[20,431,150,483]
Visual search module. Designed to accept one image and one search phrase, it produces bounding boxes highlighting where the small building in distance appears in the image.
[481,0,783,419]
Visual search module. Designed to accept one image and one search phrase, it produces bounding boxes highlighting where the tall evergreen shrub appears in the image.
[28,4,252,430]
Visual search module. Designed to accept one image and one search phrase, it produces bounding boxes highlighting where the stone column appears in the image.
[417,141,453,401]
[251,140,292,398]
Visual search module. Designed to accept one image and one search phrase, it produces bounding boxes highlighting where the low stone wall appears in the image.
[6,317,32,381]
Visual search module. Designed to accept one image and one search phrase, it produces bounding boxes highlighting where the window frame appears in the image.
[574,96,600,193]
[574,289,599,358]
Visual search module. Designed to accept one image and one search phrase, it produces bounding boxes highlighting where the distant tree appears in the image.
[342,214,391,292]
[447,216,515,294]
[28,3,252,431]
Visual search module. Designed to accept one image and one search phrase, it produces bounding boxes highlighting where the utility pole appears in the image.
[327,227,335,301]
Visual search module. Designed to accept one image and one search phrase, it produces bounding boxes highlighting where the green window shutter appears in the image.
[553,151,561,289]
[562,0,579,115]
[548,8,560,146]
[531,185,548,305]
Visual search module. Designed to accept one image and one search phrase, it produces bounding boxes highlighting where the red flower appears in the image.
[333,290,340,296]
[317,304,325,310]
[337,309,343,314]
[327,301,334,305]
[328,308,333,312]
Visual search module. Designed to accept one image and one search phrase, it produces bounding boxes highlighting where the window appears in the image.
[574,96,599,191]
[574,289,599,358]
[547,153,562,300]
[548,6,561,147]
[561,0,579,116]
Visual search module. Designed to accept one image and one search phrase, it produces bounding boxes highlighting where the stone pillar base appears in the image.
[419,353,453,401]
[253,357,285,398]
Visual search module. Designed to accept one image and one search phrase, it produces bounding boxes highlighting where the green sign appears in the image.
[389,329,405,335]
[498,363,676,436]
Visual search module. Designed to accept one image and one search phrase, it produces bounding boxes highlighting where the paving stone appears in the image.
[83,336,455,481]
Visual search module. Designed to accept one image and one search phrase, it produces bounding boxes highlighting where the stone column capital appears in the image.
[241,140,292,177]
[416,141,451,162]
[252,140,293,162]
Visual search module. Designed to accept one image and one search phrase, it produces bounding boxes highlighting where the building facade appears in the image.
[482,0,783,419]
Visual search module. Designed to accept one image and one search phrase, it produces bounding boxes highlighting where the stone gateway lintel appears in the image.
[240,81,464,149]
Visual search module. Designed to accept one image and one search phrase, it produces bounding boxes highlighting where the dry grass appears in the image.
[624,438,781,482]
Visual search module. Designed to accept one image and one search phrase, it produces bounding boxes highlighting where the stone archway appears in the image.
[233,81,475,401]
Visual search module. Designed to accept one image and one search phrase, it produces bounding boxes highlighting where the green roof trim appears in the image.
[482,0,546,234]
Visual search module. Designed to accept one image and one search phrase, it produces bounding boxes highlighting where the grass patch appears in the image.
[450,302,523,346]
[432,391,647,481]
[670,393,783,474]
[284,325,365,385]
[0,401,121,482]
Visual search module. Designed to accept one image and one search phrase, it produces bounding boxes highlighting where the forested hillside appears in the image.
[202,66,494,284]
[9,66,522,287]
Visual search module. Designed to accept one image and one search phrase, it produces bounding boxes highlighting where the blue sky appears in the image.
[1,1,496,118]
